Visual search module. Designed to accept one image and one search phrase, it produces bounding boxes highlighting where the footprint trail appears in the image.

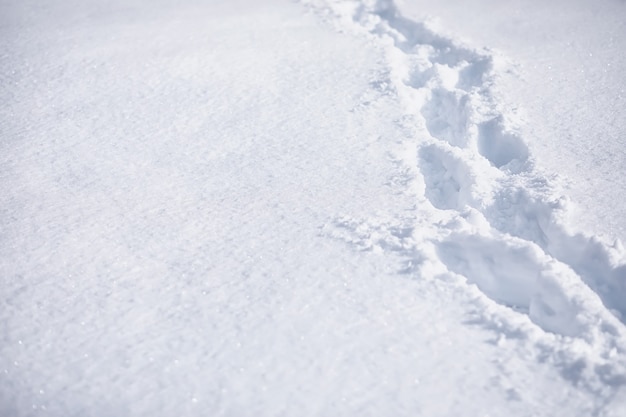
[306,0,626,404]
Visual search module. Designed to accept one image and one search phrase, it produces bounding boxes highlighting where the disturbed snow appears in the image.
[397,0,626,245]
[1,0,626,416]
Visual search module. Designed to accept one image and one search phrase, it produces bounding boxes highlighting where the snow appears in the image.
[1,0,625,416]
[396,0,626,242]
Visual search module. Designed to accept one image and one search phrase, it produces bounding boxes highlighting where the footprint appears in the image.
[421,88,471,147]
[457,56,493,91]
[487,183,626,322]
[437,232,609,338]
[487,185,626,322]
[418,144,474,210]
[477,117,529,171]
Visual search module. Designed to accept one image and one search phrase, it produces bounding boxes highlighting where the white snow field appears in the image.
[1,0,625,416]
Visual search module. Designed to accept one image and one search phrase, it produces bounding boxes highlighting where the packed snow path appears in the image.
[2,0,626,416]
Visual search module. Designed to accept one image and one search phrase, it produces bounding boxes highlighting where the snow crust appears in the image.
[1,0,626,415]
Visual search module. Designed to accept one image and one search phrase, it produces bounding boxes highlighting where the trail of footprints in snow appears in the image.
[380,6,626,333]
[315,0,626,362]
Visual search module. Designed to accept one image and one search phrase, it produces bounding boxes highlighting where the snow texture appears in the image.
[2,0,626,416]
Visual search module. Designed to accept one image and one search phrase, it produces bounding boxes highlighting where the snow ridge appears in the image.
[306,0,626,400]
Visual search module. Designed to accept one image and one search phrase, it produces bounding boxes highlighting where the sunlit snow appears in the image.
[1,0,625,416]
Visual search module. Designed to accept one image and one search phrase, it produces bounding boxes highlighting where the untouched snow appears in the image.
[1,0,626,416]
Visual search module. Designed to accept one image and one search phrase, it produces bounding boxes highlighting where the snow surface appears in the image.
[1,0,626,416]
[396,0,626,242]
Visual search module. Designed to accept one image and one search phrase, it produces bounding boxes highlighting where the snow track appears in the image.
[307,0,626,401]
[3,0,626,414]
